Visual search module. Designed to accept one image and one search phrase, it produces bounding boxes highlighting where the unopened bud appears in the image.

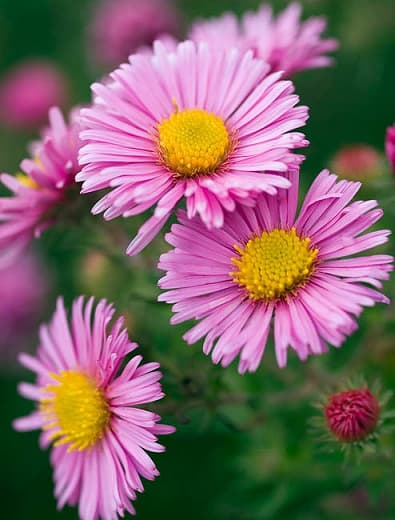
[332,144,382,181]
[324,388,379,443]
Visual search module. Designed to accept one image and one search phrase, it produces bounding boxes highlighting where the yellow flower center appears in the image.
[231,227,319,301]
[157,108,230,178]
[40,370,110,452]
[16,173,40,190]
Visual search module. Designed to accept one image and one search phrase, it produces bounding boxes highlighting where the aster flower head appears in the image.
[189,2,338,77]
[0,107,80,265]
[158,169,392,373]
[77,40,309,256]
[14,296,175,520]
[385,124,395,174]
[89,0,180,68]
[0,60,67,128]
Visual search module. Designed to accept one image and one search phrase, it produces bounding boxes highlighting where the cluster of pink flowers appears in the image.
[3,2,393,519]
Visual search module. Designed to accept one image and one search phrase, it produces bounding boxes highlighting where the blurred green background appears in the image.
[0,0,395,519]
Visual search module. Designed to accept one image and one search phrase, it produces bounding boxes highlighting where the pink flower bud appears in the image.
[324,388,380,442]
[332,144,381,180]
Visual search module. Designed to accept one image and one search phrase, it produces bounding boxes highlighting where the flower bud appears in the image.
[324,388,379,442]
[331,144,382,181]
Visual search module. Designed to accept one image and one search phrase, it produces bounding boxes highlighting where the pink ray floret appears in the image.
[158,170,393,373]
[0,107,80,265]
[189,2,338,77]
[14,296,175,520]
[77,40,309,256]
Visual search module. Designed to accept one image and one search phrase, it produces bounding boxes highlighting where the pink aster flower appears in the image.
[158,169,393,373]
[14,296,175,520]
[0,252,48,355]
[385,124,395,174]
[89,0,179,68]
[77,41,309,256]
[0,107,80,265]
[0,60,67,128]
[189,2,338,77]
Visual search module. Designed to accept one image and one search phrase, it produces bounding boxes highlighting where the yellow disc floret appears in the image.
[231,227,319,301]
[40,370,110,452]
[157,108,230,178]
[16,173,40,189]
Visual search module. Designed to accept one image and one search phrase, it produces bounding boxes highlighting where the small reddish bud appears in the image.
[324,388,380,443]
[332,144,381,180]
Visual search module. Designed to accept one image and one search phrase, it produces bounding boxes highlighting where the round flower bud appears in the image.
[324,388,380,443]
[331,144,382,181]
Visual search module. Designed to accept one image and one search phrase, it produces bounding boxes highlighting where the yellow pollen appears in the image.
[231,227,319,301]
[40,370,110,452]
[16,173,40,189]
[157,108,230,178]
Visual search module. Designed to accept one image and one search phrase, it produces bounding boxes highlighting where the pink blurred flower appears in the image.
[189,2,338,77]
[158,169,392,373]
[89,0,179,67]
[78,41,309,256]
[385,125,395,173]
[14,296,175,520]
[331,144,382,180]
[0,252,48,353]
[0,107,80,266]
[0,60,67,128]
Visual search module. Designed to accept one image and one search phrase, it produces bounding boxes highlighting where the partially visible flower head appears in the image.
[0,61,67,128]
[158,169,392,373]
[385,124,395,174]
[331,144,382,181]
[189,2,338,77]
[0,252,48,354]
[78,41,309,256]
[325,388,379,442]
[89,0,180,67]
[14,296,175,520]
[0,107,80,266]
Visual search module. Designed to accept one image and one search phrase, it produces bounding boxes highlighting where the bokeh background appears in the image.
[0,0,395,518]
